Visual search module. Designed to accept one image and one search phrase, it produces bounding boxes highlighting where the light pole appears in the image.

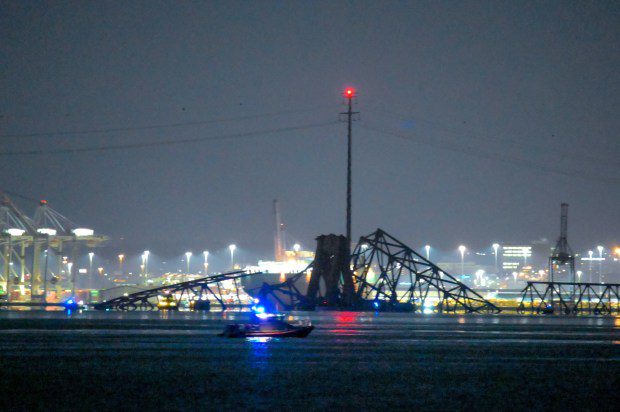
[458,245,466,275]
[118,254,125,276]
[588,250,593,283]
[143,250,150,278]
[88,252,94,274]
[203,251,209,274]
[597,245,603,283]
[229,244,237,269]
[576,270,582,282]
[492,243,500,274]
[185,252,192,275]
[88,252,94,289]
[425,245,430,260]
[342,86,357,249]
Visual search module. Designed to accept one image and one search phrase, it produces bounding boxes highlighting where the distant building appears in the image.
[501,246,532,274]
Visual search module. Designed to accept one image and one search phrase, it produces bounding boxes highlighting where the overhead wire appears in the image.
[359,122,620,185]
[0,121,338,157]
[0,105,338,139]
[364,107,620,168]
[0,188,40,204]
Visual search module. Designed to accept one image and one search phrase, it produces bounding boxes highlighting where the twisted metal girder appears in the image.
[517,281,620,315]
[94,270,257,311]
[252,265,314,311]
[351,229,500,313]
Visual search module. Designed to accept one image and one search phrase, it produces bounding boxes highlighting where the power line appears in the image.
[0,188,40,204]
[364,107,620,168]
[0,121,338,157]
[0,105,337,139]
[360,123,620,185]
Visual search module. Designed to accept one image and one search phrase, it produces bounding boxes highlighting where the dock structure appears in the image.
[1,195,108,302]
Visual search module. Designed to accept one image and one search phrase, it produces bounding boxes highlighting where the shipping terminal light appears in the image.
[72,228,94,237]
[5,228,26,236]
[37,228,57,236]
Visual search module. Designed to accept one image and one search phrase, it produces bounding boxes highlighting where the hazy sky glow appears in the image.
[1,1,619,260]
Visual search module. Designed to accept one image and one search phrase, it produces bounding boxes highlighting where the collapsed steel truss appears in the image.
[255,229,500,313]
[351,229,500,313]
[517,281,620,315]
[94,270,255,311]
[254,268,313,311]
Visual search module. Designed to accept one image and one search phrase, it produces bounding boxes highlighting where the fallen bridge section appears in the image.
[254,229,500,313]
[351,229,500,314]
[94,270,257,311]
[517,281,620,315]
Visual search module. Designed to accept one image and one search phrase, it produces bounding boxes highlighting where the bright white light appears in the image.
[458,245,466,255]
[293,243,301,252]
[185,251,192,258]
[361,244,369,251]
[37,228,57,236]
[203,250,209,259]
[72,228,94,237]
[78,268,87,274]
[5,228,25,236]
[88,252,94,258]
[229,244,237,252]
[597,245,604,255]
[492,243,500,252]
[144,250,150,257]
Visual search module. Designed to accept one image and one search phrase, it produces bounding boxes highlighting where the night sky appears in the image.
[1,1,619,262]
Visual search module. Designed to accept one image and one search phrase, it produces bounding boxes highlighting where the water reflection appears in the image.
[247,337,276,371]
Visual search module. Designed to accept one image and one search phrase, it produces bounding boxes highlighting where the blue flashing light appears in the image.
[66,299,75,305]
[254,305,265,314]
[373,301,380,309]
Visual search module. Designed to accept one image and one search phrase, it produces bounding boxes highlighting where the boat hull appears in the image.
[220,325,314,338]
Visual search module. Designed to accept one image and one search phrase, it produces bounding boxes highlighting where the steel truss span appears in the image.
[255,229,499,314]
[94,271,255,311]
[517,281,620,315]
[254,267,314,311]
[351,229,500,314]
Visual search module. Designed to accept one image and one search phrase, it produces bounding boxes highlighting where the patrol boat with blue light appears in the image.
[219,306,314,338]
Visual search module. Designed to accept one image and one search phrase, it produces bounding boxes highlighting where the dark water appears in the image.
[1,311,619,411]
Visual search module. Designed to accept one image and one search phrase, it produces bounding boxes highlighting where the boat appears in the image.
[219,313,314,338]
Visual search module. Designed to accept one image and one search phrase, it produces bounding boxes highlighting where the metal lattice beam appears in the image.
[350,229,500,313]
[253,266,314,311]
[517,281,620,315]
[94,270,258,311]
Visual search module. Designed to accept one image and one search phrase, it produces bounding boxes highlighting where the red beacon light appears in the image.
[343,87,356,99]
